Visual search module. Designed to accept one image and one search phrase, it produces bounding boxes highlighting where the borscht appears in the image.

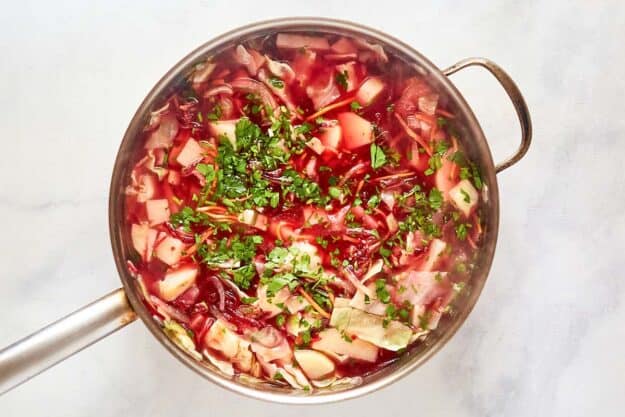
[125,31,484,390]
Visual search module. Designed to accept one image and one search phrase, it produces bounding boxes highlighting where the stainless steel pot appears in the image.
[0,17,532,404]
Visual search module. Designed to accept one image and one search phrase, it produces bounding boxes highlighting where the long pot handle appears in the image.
[0,288,136,396]
[443,57,532,173]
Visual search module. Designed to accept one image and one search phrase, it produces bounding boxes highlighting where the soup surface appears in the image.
[125,32,485,390]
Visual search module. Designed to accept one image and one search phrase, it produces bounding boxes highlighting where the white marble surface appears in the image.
[1,1,624,415]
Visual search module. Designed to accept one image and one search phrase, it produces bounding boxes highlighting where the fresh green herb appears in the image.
[169,206,211,232]
[370,143,387,169]
[206,104,222,121]
[269,77,284,88]
[197,234,263,290]
[240,296,258,304]
[281,169,328,205]
[232,264,256,290]
[275,314,286,326]
[315,236,329,249]
[300,329,312,346]
[424,141,449,176]
[455,223,471,240]
[460,189,471,203]
[335,70,348,90]
[428,188,443,210]
[350,101,362,111]
[328,186,342,200]
[341,331,353,343]
[375,279,391,304]
[367,194,381,209]
[379,246,391,258]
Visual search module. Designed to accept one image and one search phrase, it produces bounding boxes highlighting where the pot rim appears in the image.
[108,16,500,404]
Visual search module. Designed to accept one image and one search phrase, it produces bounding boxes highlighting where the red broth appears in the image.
[125,32,484,389]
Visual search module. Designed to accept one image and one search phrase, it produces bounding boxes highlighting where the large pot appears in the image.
[0,17,531,404]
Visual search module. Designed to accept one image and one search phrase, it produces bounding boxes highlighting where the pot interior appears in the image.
[108,17,499,404]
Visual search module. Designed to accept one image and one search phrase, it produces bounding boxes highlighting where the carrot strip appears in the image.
[394,113,432,155]
[372,171,415,182]
[435,108,455,118]
[413,112,436,124]
[322,285,335,305]
[184,228,213,257]
[297,288,331,319]
[305,97,354,121]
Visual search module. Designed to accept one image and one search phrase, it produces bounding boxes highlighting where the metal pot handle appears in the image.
[443,57,532,173]
[0,288,136,395]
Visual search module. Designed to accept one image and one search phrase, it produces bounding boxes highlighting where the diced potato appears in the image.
[294,349,336,380]
[355,77,385,106]
[330,305,412,351]
[311,328,378,363]
[421,238,446,271]
[136,174,157,203]
[337,112,373,149]
[257,285,291,318]
[145,199,170,226]
[145,114,179,149]
[285,312,313,337]
[131,223,149,258]
[176,138,204,168]
[155,235,185,266]
[238,209,268,231]
[158,265,197,301]
[131,223,158,261]
[335,61,358,92]
[318,125,342,149]
[448,179,478,217]
[306,137,326,155]
[418,94,439,115]
[205,319,254,372]
[208,120,238,149]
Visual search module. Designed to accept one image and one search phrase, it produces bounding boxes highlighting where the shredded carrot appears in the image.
[435,108,455,118]
[184,228,213,257]
[354,179,365,195]
[413,112,436,124]
[297,287,331,319]
[394,113,432,155]
[372,171,415,182]
[322,285,335,305]
[341,234,360,243]
[305,97,354,121]
[196,205,228,213]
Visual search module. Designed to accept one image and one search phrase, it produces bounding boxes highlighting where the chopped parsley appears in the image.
[335,70,349,90]
[375,279,391,304]
[370,143,387,169]
[269,77,284,88]
[169,206,211,232]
